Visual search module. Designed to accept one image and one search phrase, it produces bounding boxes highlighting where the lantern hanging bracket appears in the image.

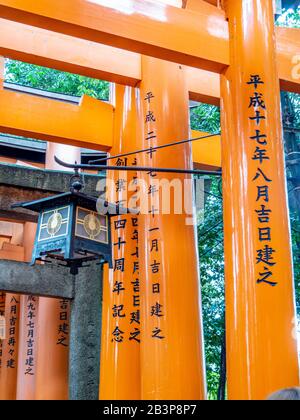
[54,156,222,177]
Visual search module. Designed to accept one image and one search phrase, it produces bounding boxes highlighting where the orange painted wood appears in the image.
[0,292,5,386]
[16,295,38,400]
[35,297,70,400]
[0,19,141,87]
[0,0,229,73]
[0,243,25,262]
[0,294,21,400]
[0,1,298,94]
[0,222,25,400]
[221,0,299,400]
[15,222,37,400]
[0,90,114,150]
[100,85,141,400]
[185,0,219,11]
[186,67,220,105]
[192,130,221,168]
[0,55,4,88]
[139,57,206,399]
[0,18,298,109]
[277,27,300,93]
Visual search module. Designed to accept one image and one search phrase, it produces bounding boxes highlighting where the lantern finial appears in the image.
[70,164,83,193]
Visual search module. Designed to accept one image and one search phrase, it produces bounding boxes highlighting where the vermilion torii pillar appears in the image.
[139,57,206,400]
[99,85,141,400]
[16,294,38,400]
[16,222,38,400]
[0,292,5,380]
[0,293,20,400]
[221,0,299,400]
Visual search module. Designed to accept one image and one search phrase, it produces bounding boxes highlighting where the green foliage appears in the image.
[276,6,300,27]
[191,101,223,399]
[277,10,300,323]
[190,104,220,133]
[279,5,300,316]
[198,177,224,400]
[288,93,300,127]
[5,59,110,100]
[291,219,300,312]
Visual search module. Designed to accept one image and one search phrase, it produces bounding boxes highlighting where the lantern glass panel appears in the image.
[75,206,108,244]
[38,205,70,242]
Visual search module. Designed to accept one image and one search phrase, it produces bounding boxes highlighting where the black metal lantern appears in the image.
[12,171,132,275]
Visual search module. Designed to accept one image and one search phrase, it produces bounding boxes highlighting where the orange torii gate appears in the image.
[0,0,299,400]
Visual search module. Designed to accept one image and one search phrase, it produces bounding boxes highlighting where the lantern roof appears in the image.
[12,191,137,216]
